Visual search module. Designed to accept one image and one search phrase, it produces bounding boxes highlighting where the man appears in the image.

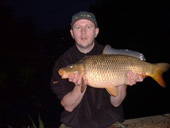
[51,11,144,128]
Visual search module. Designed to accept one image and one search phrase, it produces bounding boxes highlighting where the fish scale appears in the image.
[84,55,135,88]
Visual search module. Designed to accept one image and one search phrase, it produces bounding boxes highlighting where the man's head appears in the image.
[70,11,99,53]
[71,11,98,28]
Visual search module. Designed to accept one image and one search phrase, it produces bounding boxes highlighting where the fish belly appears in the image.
[85,70,127,88]
[83,54,149,88]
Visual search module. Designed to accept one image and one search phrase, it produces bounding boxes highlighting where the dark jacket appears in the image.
[51,42,124,128]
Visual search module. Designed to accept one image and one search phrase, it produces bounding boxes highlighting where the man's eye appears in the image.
[75,26,81,30]
[87,25,91,29]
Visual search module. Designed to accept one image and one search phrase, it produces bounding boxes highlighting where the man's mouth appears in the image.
[81,37,87,40]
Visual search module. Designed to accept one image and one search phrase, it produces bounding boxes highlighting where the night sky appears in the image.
[1,0,170,128]
[4,0,99,31]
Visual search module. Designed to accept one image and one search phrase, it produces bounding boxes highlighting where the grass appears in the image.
[7,114,44,128]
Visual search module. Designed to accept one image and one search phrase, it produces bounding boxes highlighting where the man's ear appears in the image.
[95,28,99,38]
[70,29,74,39]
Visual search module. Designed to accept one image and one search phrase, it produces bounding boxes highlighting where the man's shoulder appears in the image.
[59,45,76,59]
[55,45,76,66]
[93,42,105,54]
[97,43,104,51]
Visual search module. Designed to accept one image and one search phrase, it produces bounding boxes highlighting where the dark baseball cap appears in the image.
[71,11,98,28]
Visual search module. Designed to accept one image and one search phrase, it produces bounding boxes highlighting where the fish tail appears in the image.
[152,63,170,87]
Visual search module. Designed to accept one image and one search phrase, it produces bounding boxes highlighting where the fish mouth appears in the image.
[58,69,67,79]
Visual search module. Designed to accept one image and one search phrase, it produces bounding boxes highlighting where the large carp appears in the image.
[58,45,169,96]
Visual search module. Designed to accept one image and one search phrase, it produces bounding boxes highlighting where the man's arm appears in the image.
[61,73,87,112]
[110,85,127,107]
[110,71,145,107]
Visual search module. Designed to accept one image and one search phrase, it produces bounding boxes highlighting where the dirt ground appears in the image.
[123,113,170,128]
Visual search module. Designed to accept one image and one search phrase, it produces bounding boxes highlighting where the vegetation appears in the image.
[7,114,44,128]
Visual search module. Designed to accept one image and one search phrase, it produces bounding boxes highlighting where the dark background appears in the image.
[1,0,170,127]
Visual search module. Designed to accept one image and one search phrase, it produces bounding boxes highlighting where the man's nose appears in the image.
[81,27,86,34]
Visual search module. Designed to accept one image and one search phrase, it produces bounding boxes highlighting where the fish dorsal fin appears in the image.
[106,86,118,96]
[102,45,112,54]
[102,44,146,61]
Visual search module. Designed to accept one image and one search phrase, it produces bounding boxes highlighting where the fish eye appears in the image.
[69,65,74,69]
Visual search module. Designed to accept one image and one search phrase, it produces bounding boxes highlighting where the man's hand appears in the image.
[61,73,88,112]
[68,73,88,87]
[126,71,145,86]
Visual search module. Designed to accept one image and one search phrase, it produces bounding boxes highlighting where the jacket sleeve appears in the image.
[51,59,74,101]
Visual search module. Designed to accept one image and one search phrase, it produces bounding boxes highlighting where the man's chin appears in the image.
[76,43,89,48]
[77,41,94,48]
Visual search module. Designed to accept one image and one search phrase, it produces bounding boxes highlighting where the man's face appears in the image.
[70,19,99,50]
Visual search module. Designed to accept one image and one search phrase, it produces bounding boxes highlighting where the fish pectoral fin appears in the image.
[106,86,118,96]
[81,78,85,93]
